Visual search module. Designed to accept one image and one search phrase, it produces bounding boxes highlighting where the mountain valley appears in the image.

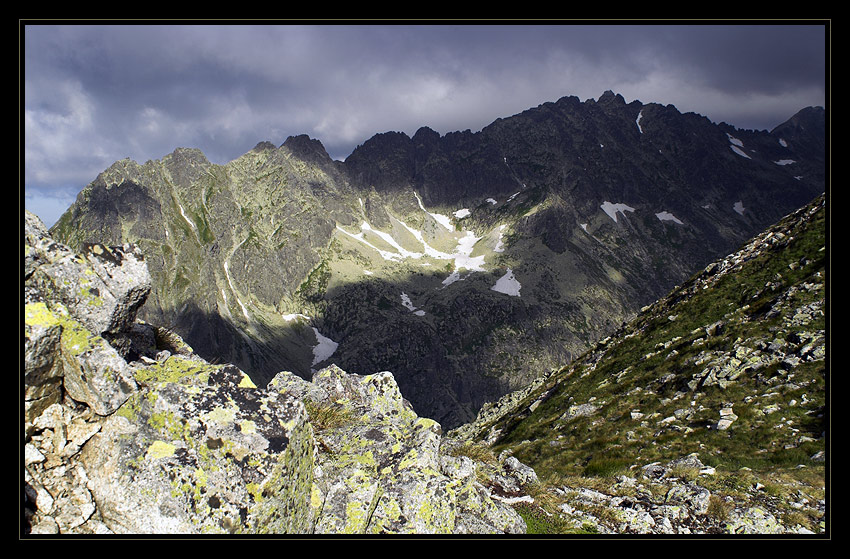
[48,91,825,430]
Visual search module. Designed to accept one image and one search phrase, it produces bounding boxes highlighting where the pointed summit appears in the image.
[597,90,626,105]
[252,141,277,152]
[282,134,333,165]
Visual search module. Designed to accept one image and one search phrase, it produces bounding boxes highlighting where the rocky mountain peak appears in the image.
[252,140,278,152]
[773,105,825,131]
[596,89,627,106]
[282,134,334,165]
[163,146,210,165]
[412,125,440,143]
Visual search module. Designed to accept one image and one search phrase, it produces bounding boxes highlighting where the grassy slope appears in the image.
[470,195,826,533]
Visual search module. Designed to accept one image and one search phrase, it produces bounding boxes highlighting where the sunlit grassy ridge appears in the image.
[497,197,824,476]
[458,196,826,533]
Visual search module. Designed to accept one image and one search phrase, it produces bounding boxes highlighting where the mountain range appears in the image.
[26,89,827,535]
[48,91,825,430]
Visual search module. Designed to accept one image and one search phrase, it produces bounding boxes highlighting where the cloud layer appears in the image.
[24,23,826,226]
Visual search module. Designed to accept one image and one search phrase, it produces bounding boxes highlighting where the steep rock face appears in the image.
[23,214,534,535]
[49,91,825,429]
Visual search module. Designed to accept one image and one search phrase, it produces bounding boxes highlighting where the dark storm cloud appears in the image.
[24,22,826,227]
[649,25,825,93]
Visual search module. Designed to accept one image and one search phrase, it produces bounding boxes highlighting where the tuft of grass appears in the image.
[513,502,573,535]
[782,510,817,533]
[582,457,631,478]
[667,464,701,483]
[706,495,732,523]
[304,400,356,430]
[445,441,499,466]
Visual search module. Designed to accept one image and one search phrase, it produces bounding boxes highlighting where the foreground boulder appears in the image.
[270,367,526,534]
[23,211,531,534]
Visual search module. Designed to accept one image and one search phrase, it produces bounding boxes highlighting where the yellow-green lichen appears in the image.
[25,302,61,329]
[59,317,97,356]
[134,356,214,386]
[246,482,263,503]
[344,501,370,533]
[278,416,300,432]
[146,440,176,460]
[310,483,324,511]
[239,419,257,434]
[115,397,139,422]
[399,448,419,470]
[149,412,167,431]
[238,374,257,389]
[203,405,237,425]
[79,283,104,308]
[147,409,191,441]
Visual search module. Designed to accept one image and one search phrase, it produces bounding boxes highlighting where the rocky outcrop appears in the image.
[23,212,532,535]
[270,366,525,534]
[549,454,821,535]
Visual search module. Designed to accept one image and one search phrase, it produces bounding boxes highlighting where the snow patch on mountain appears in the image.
[727,133,752,159]
[734,201,746,215]
[335,224,405,262]
[360,222,422,259]
[453,231,486,272]
[400,292,426,316]
[491,268,521,297]
[414,191,453,230]
[655,211,684,225]
[311,328,338,367]
[441,270,462,287]
[493,224,507,253]
[282,313,310,322]
[730,145,751,159]
[601,201,636,223]
[223,239,252,324]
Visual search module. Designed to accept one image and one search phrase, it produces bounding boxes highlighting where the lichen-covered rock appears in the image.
[24,215,309,534]
[80,361,315,534]
[57,315,139,416]
[270,365,528,534]
[725,507,786,534]
[25,299,139,420]
[25,212,151,337]
[24,213,149,417]
[24,302,65,424]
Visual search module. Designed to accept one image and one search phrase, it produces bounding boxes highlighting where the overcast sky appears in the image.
[23,22,827,227]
